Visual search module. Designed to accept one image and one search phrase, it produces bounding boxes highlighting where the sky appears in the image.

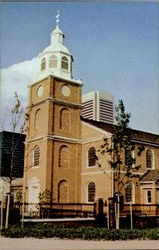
[0,2,159,134]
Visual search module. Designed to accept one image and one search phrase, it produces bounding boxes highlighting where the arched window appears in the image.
[146,149,153,169]
[58,180,69,203]
[49,55,57,68]
[41,58,46,71]
[60,108,70,130]
[61,56,68,70]
[88,147,96,167]
[125,148,134,167]
[125,182,134,203]
[34,109,41,130]
[33,146,40,167]
[88,182,96,202]
[59,145,70,168]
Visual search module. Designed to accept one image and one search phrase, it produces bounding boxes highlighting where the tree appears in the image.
[38,189,52,218]
[1,92,28,229]
[99,99,144,229]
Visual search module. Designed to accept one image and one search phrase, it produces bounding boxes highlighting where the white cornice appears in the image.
[28,97,82,109]
[132,139,159,148]
[81,170,144,176]
[29,74,83,87]
[48,135,82,144]
[82,136,104,144]
[26,135,82,144]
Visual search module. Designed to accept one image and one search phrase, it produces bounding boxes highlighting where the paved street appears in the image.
[0,237,159,250]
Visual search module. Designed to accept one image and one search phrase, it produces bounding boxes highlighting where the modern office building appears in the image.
[82,91,114,124]
[0,131,25,201]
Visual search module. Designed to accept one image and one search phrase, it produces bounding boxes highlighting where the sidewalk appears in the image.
[1,237,159,250]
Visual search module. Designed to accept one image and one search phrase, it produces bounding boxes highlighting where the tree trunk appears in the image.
[5,193,10,229]
[115,194,120,229]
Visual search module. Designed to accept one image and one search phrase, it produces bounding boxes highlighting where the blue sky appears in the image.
[1,2,159,134]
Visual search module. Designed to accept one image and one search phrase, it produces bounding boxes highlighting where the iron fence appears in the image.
[12,202,96,219]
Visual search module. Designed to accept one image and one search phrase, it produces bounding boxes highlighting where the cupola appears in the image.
[38,11,73,80]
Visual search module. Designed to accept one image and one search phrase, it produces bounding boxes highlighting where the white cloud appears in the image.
[1,57,39,108]
[0,57,39,131]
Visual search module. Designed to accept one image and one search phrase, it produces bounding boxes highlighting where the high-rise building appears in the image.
[82,91,114,124]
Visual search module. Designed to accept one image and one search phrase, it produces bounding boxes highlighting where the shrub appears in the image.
[1,224,159,240]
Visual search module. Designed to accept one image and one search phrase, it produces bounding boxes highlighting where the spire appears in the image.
[50,10,64,45]
[56,10,60,28]
[38,10,75,81]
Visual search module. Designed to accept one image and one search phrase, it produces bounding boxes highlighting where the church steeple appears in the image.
[50,10,64,44]
[38,11,73,81]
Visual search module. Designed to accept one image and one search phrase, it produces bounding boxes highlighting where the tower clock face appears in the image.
[37,86,44,97]
[61,85,71,97]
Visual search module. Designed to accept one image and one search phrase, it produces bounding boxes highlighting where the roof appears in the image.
[81,117,159,146]
[42,43,71,55]
[140,170,159,183]
[11,178,23,186]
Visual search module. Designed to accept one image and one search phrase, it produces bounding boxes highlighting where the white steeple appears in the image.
[38,11,73,81]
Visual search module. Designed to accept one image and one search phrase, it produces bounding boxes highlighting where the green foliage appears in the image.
[15,191,23,203]
[98,99,144,193]
[2,225,159,240]
[38,189,52,204]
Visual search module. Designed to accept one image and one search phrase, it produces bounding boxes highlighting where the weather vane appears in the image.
[56,10,60,27]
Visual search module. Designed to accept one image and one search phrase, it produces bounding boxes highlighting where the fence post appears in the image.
[130,203,133,230]
[0,198,3,231]
[95,198,106,227]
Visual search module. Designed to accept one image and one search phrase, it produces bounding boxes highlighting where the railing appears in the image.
[13,202,96,219]
[12,202,159,219]
[121,204,159,217]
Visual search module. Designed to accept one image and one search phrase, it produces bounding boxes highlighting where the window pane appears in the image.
[125,183,133,203]
[147,190,152,203]
[88,182,95,202]
[41,58,46,71]
[61,56,68,70]
[125,148,131,166]
[88,147,96,167]
[146,149,153,169]
[34,146,40,166]
[49,56,57,68]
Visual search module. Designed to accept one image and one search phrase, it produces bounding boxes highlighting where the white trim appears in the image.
[81,170,144,176]
[82,136,104,144]
[81,171,105,175]
[22,218,95,223]
[132,139,159,148]
[27,135,82,144]
[29,74,83,87]
[28,97,82,109]
[48,135,82,143]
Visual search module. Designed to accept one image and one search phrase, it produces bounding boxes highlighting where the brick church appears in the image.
[23,14,159,207]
